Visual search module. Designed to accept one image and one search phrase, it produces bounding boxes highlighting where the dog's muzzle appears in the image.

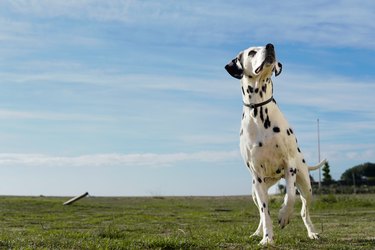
[255,43,276,74]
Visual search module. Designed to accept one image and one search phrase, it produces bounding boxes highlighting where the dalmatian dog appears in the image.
[225,43,327,245]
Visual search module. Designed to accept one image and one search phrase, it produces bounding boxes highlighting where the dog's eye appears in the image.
[248,50,257,57]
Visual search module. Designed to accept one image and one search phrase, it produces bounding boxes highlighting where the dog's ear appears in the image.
[275,62,282,77]
[225,55,243,79]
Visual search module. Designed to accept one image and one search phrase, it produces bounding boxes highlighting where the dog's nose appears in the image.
[266,43,274,50]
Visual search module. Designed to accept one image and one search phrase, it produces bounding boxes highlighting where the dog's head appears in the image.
[225,43,282,79]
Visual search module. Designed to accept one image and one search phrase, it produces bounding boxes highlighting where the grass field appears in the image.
[0,194,374,249]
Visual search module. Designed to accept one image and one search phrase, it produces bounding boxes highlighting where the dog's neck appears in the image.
[240,74,273,105]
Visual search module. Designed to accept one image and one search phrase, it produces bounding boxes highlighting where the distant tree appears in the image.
[322,161,333,184]
[341,162,375,185]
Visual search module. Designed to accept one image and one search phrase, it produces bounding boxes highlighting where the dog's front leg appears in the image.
[250,181,262,238]
[253,177,273,245]
[278,163,297,229]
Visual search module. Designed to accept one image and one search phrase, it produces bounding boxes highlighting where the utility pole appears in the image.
[317,118,322,190]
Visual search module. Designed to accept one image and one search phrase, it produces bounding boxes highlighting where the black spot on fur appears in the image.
[259,142,263,147]
[297,147,301,153]
[261,164,264,168]
[255,88,259,93]
[259,91,263,98]
[264,115,271,129]
[289,168,297,176]
[265,108,268,114]
[261,207,264,212]
[260,107,264,122]
[289,128,294,134]
[302,159,306,163]
[276,169,281,174]
[241,86,245,95]
[275,144,279,148]
[263,203,266,208]
[240,129,243,136]
[273,127,280,133]
[242,112,244,120]
[257,177,262,183]
[248,86,254,93]
[262,85,267,93]
[287,129,290,136]
[246,162,250,168]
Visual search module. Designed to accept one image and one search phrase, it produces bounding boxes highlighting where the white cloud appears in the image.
[178,134,237,146]
[277,71,375,113]
[0,17,30,41]
[0,150,240,168]
[0,108,111,122]
[322,143,375,171]
[2,0,132,21]
[0,66,237,101]
[2,1,375,48]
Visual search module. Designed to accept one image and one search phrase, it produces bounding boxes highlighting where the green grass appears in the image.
[0,194,374,249]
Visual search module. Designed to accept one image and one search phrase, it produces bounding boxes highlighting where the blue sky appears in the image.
[0,1,374,196]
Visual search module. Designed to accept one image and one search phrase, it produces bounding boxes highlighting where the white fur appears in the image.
[226,44,326,245]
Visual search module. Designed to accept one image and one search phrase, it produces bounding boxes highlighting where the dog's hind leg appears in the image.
[297,167,320,239]
[278,160,297,229]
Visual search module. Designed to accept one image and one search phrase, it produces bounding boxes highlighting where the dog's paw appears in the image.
[259,235,273,245]
[278,218,289,229]
[278,208,293,229]
[308,232,320,240]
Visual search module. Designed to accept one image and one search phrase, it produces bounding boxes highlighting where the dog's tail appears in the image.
[308,159,327,171]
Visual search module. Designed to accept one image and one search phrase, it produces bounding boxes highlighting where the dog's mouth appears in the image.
[255,44,276,74]
[255,55,275,74]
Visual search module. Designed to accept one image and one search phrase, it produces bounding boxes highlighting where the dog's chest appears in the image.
[239,103,298,177]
